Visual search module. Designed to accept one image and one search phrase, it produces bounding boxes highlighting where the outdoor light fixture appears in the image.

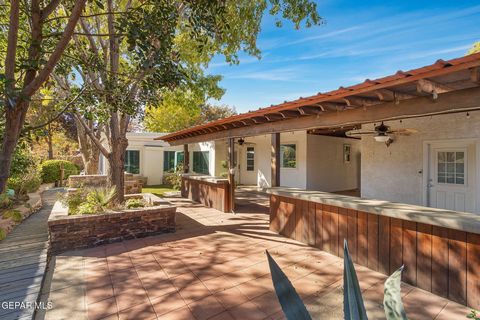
[374,134,390,143]
[238,138,245,145]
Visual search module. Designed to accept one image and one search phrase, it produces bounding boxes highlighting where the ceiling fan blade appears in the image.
[388,128,419,136]
[346,131,377,136]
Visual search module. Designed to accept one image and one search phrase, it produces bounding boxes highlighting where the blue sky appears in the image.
[206,1,480,113]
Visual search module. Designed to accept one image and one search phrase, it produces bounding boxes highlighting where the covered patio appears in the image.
[40,191,470,320]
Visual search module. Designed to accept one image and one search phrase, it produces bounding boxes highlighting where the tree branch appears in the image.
[22,86,87,133]
[4,0,20,106]
[41,0,61,20]
[74,112,110,157]
[22,0,87,99]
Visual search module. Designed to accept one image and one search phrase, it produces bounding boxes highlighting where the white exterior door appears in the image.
[427,142,477,213]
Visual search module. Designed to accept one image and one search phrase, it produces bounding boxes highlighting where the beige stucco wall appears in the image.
[360,111,480,206]
[306,135,361,192]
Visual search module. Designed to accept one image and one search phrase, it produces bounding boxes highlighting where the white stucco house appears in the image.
[114,109,480,214]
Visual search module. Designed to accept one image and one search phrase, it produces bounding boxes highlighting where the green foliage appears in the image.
[343,240,368,319]
[163,164,184,190]
[266,250,312,320]
[0,193,13,209]
[267,241,409,320]
[383,266,407,319]
[0,228,5,241]
[468,42,480,55]
[67,187,116,215]
[125,198,146,209]
[10,146,36,178]
[141,185,176,197]
[3,210,22,223]
[63,189,88,215]
[468,310,480,320]
[39,160,79,183]
[7,170,41,195]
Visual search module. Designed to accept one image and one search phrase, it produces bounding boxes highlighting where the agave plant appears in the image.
[88,187,117,208]
[266,240,408,320]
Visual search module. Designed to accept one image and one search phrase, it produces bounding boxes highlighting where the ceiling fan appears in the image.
[346,122,418,146]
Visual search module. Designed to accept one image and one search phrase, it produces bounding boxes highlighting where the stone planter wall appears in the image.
[68,174,144,194]
[48,193,176,254]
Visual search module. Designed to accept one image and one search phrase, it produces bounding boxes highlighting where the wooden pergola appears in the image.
[157,53,480,207]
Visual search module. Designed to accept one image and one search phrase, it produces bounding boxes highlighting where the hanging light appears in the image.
[374,133,390,143]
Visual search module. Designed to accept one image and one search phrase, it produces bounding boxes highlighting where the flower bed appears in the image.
[48,193,176,254]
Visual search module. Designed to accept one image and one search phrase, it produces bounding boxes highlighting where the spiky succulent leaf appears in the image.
[266,250,312,320]
[383,266,408,320]
[343,239,368,320]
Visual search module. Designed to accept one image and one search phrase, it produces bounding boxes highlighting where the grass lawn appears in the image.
[142,184,177,197]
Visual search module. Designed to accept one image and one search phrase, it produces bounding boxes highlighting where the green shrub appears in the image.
[125,198,146,209]
[62,189,88,215]
[0,228,5,240]
[7,170,41,195]
[163,164,183,190]
[64,187,116,215]
[3,210,23,223]
[39,160,79,183]
[0,193,13,209]
[11,146,36,177]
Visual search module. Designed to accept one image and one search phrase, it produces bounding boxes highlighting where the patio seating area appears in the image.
[40,190,472,320]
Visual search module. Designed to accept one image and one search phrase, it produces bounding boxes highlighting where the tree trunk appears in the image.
[107,146,127,204]
[75,118,101,174]
[107,113,128,204]
[47,124,54,159]
[0,104,28,193]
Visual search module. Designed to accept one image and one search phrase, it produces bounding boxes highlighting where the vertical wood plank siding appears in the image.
[181,177,231,212]
[269,194,479,310]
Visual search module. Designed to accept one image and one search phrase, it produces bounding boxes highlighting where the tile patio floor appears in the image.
[40,191,472,320]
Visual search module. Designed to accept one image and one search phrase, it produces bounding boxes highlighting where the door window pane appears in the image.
[124,150,140,174]
[246,147,254,171]
[437,151,465,185]
[280,144,296,168]
[163,151,176,172]
[193,151,209,175]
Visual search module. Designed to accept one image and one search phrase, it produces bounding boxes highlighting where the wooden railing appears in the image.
[181,175,232,213]
[269,192,480,310]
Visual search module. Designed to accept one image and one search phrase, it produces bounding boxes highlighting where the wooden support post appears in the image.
[228,138,235,212]
[183,144,189,173]
[271,132,280,187]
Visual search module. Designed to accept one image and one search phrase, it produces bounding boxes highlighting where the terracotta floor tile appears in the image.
[151,292,187,316]
[403,288,449,320]
[214,286,249,309]
[188,295,226,320]
[112,276,145,295]
[208,310,236,320]
[228,301,268,320]
[87,297,118,320]
[177,281,212,304]
[143,278,177,299]
[251,291,282,317]
[115,291,149,312]
[170,271,199,289]
[86,284,114,305]
[157,306,197,320]
[236,280,270,300]
[203,275,235,293]
[118,303,156,320]
[434,301,473,320]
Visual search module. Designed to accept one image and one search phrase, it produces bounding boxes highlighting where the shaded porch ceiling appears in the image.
[157,53,480,145]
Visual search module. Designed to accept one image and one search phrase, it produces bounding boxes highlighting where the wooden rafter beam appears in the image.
[251,116,268,124]
[417,79,453,99]
[278,110,300,118]
[265,113,285,121]
[318,102,347,111]
[471,67,480,84]
[374,89,416,103]
[164,86,480,145]
[298,106,324,115]
[343,96,380,108]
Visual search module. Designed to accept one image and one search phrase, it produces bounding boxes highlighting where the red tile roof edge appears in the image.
[157,52,480,141]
